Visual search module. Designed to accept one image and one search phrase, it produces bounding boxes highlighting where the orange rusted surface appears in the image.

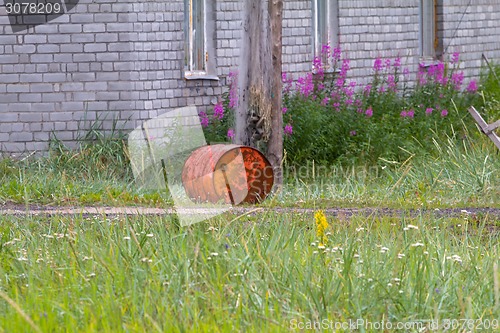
[182,144,274,204]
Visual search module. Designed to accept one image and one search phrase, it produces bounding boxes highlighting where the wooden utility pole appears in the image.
[267,0,284,188]
[235,0,283,187]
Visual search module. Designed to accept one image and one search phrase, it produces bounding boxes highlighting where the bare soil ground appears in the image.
[1,202,500,220]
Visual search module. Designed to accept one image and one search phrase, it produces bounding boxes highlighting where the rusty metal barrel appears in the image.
[181,144,274,204]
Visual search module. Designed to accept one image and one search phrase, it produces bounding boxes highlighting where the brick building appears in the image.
[1,0,499,155]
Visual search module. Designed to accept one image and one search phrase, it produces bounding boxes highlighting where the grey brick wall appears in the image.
[1,0,500,155]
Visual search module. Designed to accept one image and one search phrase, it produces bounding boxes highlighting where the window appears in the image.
[420,0,438,60]
[184,0,217,79]
[312,0,339,68]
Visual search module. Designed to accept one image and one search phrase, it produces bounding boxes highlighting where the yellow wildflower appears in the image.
[314,210,329,244]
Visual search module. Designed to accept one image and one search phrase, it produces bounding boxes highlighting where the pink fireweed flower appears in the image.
[199,111,209,128]
[283,75,293,94]
[400,110,408,118]
[343,86,354,98]
[336,77,345,88]
[227,128,235,140]
[340,59,350,77]
[332,45,342,61]
[282,72,287,83]
[441,109,448,117]
[374,58,383,72]
[313,56,324,78]
[317,83,325,91]
[284,124,293,136]
[345,99,353,106]
[297,73,314,97]
[321,44,331,55]
[387,75,396,92]
[364,84,372,95]
[355,99,363,107]
[321,96,330,106]
[385,58,391,69]
[213,101,224,120]
[451,51,460,64]
[282,107,288,114]
[407,109,415,118]
[394,57,401,69]
[451,72,464,90]
[333,102,340,111]
[428,64,437,77]
[417,70,427,85]
[365,107,373,118]
[357,108,364,113]
[425,107,433,115]
[466,80,478,93]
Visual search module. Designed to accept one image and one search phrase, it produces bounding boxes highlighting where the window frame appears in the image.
[312,0,339,72]
[184,0,218,80]
[419,0,439,63]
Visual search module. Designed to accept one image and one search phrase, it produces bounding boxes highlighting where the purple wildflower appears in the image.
[313,56,324,78]
[466,80,478,93]
[321,96,330,106]
[350,130,357,136]
[282,107,288,114]
[227,128,235,140]
[400,110,408,118]
[451,51,460,64]
[332,45,342,61]
[364,84,372,95]
[451,72,464,91]
[387,74,396,92]
[284,124,293,136]
[365,107,373,118]
[394,57,401,69]
[385,58,391,69]
[297,73,314,97]
[340,58,350,77]
[441,109,448,117]
[407,109,415,118]
[425,108,433,115]
[321,44,331,55]
[374,58,383,72]
[199,111,209,128]
[213,101,224,120]
[403,67,410,76]
[336,77,345,88]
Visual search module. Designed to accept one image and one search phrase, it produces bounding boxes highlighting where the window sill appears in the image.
[419,58,440,68]
[184,72,220,81]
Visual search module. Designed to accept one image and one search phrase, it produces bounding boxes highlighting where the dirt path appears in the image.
[1,202,500,220]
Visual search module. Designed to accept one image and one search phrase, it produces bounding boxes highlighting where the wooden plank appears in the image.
[468,106,500,151]
[484,119,500,134]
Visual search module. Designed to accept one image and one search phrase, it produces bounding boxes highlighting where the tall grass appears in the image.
[0,211,498,332]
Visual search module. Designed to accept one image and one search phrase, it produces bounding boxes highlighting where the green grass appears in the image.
[1,131,500,209]
[0,211,498,332]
